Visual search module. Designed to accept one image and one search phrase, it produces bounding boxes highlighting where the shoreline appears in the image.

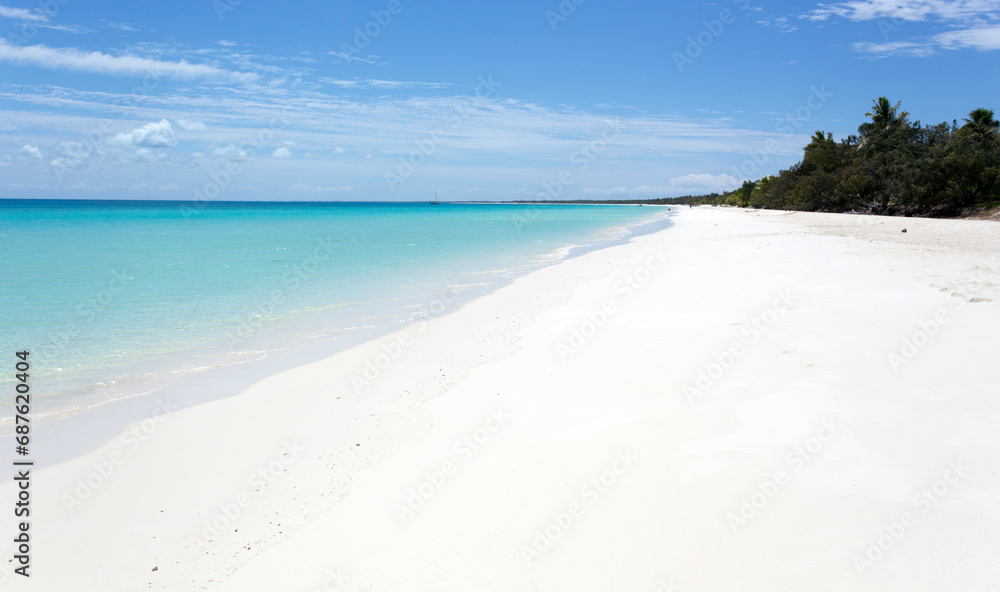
[3,206,999,591]
[0,210,672,473]
[1,201,665,438]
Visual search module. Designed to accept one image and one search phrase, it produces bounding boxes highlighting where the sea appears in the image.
[0,200,668,428]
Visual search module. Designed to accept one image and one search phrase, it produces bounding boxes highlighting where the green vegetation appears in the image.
[511,99,999,217]
[712,99,1000,216]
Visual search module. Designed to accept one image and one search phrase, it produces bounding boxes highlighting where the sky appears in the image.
[0,0,998,202]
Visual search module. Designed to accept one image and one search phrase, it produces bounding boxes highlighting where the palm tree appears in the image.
[859,97,908,135]
[962,108,999,133]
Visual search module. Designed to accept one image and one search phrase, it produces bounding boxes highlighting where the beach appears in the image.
[4,205,1000,591]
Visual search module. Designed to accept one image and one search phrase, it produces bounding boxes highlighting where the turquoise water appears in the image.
[0,200,664,418]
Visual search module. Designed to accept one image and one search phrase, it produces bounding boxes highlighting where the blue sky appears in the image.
[0,0,998,201]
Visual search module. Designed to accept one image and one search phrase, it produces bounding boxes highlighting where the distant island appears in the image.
[512,98,1000,220]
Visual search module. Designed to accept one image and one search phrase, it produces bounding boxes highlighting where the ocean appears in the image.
[0,200,667,425]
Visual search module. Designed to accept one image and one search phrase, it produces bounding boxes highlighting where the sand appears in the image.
[3,206,999,591]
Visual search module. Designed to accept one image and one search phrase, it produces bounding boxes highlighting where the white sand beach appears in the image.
[4,206,1000,591]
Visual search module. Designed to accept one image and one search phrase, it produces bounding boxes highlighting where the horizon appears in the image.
[1,1,999,202]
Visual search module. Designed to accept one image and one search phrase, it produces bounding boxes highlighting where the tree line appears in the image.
[676,99,1000,216]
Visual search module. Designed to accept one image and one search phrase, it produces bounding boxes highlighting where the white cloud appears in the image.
[327,50,381,64]
[320,78,451,89]
[0,4,46,22]
[853,39,939,55]
[0,40,257,82]
[807,1,1000,55]
[757,17,799,32]
[213,145,248,161]
[936,23,1000,48]
[110,119,177,148]
[806,0,1000,22]
[804,0,1000,21]
[333,146,346,154]
[289,183,354,193]
[50,140,98,172]
[0,155,10,167]
[852,23,1000,55]
[584,174,742,197]
[134,148,166,162]
[272,147,291,158]
[0,83,810,197]
[100,19,139,31]
[176,118,209,131]
[18,144,42,159]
